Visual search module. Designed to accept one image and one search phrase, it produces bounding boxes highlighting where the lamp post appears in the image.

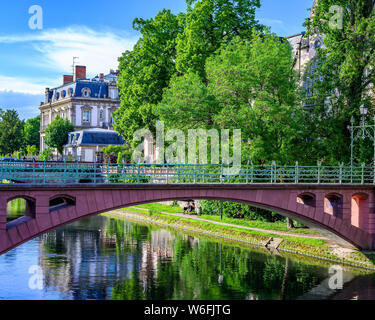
[348,104,375,168]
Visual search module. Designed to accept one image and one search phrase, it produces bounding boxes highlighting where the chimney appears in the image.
[63,75,74,85]
[75,65,86,81]
[45,88,50,104]
[99,73,104,80]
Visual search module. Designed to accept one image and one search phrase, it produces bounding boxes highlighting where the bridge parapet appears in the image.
[1,161,375,185]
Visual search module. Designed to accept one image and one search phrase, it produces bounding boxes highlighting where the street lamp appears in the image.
[360,104,368,116]
[348,104,375,168]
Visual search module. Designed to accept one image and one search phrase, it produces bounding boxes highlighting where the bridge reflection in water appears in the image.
[1,215,370,300]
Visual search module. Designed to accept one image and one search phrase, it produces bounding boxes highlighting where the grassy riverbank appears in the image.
[103,203,375,270]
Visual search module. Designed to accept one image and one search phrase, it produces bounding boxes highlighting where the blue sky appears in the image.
[0,0,314,120]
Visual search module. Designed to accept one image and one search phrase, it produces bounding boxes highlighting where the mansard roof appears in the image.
[65,128,124,147]
[46,72,119,103]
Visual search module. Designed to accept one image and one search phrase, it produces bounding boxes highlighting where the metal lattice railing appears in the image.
[0,160,374,185]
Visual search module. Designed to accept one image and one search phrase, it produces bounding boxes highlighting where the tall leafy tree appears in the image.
[305,0,375,164]
[176,0,261,78]
[158,33,306,164]
[24,116,40,149]
[157,72,219,130]
[45,116,74,154]
[0,109,24,155]
[114,9,185,145]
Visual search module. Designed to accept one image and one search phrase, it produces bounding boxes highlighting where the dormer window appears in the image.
[314,40,322,49]
[82,88,91,98]
[62,90,66,98]
[109,88,118,99]
[56,92,60,100]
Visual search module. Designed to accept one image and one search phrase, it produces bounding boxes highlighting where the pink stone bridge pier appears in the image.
[1,183,375,255]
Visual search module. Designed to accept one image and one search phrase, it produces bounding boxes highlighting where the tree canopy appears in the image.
[24,116,40,149]
[114,9,185,145]
[305,0,375,164]
[158,33,307,164]
[44,116,74,154]
[0,109,24,156]
[176,0,261,78]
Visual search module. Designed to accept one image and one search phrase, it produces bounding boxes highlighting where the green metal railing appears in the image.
[0,160,374,185]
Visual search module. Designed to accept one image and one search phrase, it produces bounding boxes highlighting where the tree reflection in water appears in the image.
[34,215,372,300]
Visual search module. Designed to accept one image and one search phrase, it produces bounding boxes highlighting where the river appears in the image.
[1,208,375,300]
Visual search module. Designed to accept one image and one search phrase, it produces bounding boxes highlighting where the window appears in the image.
[82,88,91,98]
[82,110,91,123]
[304,60,318,98]
[99,109,104,121]
[314,40,322,49]
[110,88,118,99]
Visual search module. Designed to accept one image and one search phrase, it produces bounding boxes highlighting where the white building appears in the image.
[40,65,121,153]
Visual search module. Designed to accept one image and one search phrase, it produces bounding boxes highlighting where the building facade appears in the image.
[40,65,121,153]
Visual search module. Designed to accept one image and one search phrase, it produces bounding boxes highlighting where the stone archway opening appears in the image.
[6,196,36,225]
[297,193,316,207]
[351,193,369,229]
[324,193,343,219]
[49,195,76,212]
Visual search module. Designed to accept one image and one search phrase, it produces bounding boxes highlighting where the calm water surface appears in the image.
[1,213,375,300]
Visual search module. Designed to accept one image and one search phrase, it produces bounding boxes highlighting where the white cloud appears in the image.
[259,18,285,25]
[0,75,48,94]
[0,25,138,79]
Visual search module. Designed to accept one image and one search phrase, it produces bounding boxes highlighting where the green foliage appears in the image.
[157,72,219,130]
[200,200,285,222]
[12,150,25,159]
[26,145,39,156]
[114,9,185,144]
[176,0,261,78]
[304,0,375,164]
[158,32,306,164]
[24,116,40,149]
[0,109,24,155]
[102,145,132,163]
[40,147,53,161]
[44,115,74,155]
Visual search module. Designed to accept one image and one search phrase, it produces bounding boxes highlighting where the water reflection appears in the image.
[1,215,375,300]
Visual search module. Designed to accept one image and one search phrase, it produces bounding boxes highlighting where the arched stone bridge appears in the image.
[1,183,375,254]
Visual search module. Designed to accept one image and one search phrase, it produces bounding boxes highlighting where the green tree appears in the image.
[24,116,40,149]
[176,0,261,78]
[159,33,305,164]
[305,0,375,164]
[26,145,39,156]
[40,147,53,161]
[44,116,74,155]
[101,145,132,163]
[114,9,185,145]
[0,109,24,155]
[157,72,219,130]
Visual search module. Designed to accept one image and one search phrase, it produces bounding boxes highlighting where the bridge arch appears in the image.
[49,195,76,212]
[351,193,369,230]
[6,196,36,220]
[0,185,374,255]
[297,193,316,207]
[324,193,343,219]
